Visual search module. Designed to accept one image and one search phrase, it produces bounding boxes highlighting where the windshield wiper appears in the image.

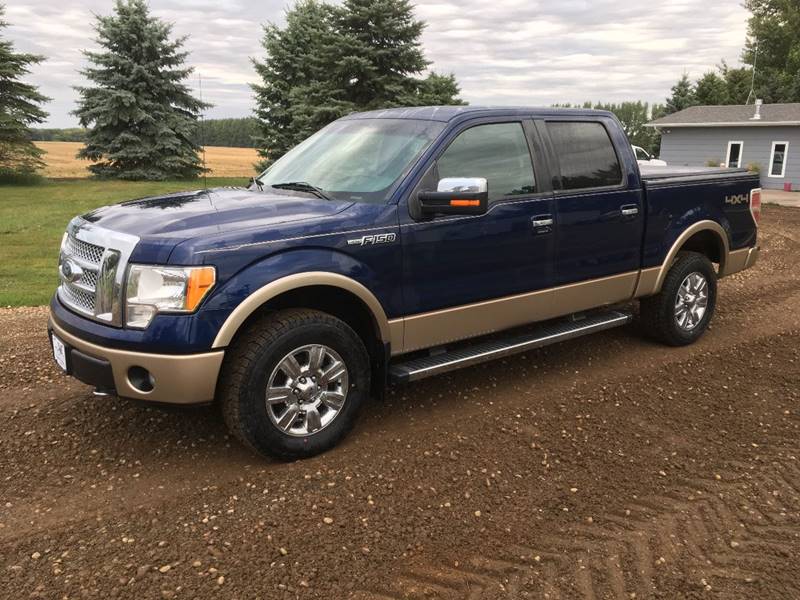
[250,176,264,191]
[270,181,332,201]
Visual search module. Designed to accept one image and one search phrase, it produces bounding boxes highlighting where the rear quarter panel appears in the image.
[641,172,760,269]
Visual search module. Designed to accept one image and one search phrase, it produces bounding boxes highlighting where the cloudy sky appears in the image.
[6,0,751,128]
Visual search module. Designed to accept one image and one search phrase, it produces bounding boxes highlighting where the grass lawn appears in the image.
[0,177,248,306]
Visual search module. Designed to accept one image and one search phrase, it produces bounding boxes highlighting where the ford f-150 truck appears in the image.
[48,106,761,459]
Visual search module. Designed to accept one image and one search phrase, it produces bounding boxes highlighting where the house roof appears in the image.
[647,103,800,128]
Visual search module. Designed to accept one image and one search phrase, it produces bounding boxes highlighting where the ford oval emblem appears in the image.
[61,259,83,283]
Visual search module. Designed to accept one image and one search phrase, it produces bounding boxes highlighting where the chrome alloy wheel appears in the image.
[674,271,709,331]
[266,344,349,437]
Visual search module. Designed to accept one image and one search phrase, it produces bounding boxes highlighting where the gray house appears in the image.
[647,102,800,190]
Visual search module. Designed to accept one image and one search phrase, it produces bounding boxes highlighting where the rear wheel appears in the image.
[640,251,717,346]
[219,309,370,460]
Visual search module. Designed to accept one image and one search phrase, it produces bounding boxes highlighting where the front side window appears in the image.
[769,142,788,177]
[726,141,743,168]
[548,121,623,190]
[437,122,536,202]
[258,118,445,203]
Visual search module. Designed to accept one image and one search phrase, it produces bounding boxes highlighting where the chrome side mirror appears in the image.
[436,177,488,194]
[417,177,489,216]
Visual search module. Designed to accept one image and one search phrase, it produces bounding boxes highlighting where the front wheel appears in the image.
[219,309,371,460]
[640,251,718,346]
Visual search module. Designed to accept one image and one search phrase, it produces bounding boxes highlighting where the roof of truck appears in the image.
[342,106,615,122]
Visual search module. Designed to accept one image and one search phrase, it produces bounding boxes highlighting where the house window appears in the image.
[769,141,789,178]
[726,141,743,168]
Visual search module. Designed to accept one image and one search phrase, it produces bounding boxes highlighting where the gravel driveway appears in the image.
[1,206,799,599]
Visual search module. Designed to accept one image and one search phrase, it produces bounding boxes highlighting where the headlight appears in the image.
[125,265,216,329]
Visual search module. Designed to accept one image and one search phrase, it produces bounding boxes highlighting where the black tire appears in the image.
[640,251,717,346]
[219,309,370,460]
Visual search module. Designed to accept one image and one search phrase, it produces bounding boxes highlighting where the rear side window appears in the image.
[437,122,536,202]
[548,122,623,190]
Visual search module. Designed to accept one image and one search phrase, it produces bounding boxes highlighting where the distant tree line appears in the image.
[193,118,259,148]
[29,118,259,148]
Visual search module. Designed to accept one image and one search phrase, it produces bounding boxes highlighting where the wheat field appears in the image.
[34,141,259,178]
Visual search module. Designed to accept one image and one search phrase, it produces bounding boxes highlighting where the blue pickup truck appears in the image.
[49,106,761,459]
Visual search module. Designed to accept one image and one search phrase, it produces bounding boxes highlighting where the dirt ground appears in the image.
[1,206,799,600]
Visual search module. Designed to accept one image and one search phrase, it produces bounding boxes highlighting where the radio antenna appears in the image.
[746,37,759,105]
[199,72,208,190]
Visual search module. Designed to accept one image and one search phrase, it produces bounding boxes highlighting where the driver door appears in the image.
[399,119,555,352]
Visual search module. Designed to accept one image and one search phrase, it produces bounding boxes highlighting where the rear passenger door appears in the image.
[542,119,644,285]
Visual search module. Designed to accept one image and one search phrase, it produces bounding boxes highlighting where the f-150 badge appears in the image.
[347,233,397,246]
[724,194,749,205]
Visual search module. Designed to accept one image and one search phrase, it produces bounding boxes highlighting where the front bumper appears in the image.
[48,318,225,404]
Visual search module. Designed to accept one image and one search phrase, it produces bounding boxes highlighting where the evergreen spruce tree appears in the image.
[252,0,349,167]
[336,0,428,108]
[664,74,697,115]
[412,73,466,106]
[0,3,49,177]
[253,0,464,167]
[694,71,729,105]
[74,0,208,180]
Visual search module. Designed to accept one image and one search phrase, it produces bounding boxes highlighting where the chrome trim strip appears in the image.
[195,225,393,255]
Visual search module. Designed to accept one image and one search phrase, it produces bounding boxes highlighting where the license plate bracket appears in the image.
[51,334,69,373]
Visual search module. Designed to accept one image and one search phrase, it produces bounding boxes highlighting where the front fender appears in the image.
[200,248,399,349]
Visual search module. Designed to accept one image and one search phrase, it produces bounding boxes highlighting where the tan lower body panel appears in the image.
[49,319,224,404]
[722,246,759,277]
[398,271,639,354]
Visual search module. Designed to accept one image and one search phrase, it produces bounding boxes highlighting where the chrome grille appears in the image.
[58,233,104,319]
[81,269,98,289]
[56,217,140,327]
[64,235,105,264]
[60,281,96,313]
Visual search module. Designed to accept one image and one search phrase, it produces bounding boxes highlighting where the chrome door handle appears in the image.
[620,205,639,216]
[531,217,554,227]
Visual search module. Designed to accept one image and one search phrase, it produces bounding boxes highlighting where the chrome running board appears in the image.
[389,310,632,383]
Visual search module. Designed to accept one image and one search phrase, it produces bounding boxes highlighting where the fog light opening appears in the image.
[128,366,155,393]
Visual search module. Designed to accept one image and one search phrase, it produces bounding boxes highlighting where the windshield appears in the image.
[257,118,445,203]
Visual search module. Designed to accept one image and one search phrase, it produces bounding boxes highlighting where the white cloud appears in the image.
[4,0,750,127]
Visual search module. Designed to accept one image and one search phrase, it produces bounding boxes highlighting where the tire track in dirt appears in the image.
[358,444,800,599]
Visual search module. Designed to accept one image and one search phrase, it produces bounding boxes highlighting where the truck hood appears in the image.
[81,187,353,239]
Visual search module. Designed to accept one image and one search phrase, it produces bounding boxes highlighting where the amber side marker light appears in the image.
[186,266,216,310]
[449,199,481,207]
